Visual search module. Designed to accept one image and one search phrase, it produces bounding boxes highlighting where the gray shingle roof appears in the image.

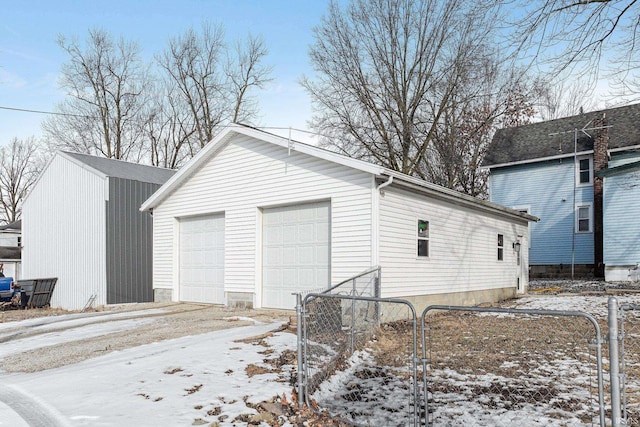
[0,220,21,231]
[483,103,640,167]
[62,152,176,185]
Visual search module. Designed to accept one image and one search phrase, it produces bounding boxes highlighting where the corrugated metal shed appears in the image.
[23,152,175,310]
[106,178,160,304]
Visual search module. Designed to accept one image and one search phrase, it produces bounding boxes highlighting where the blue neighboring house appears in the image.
[483,103,640,280]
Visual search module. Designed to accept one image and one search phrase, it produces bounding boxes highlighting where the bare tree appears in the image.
[156,23,271,150]
[303,0,537,195]
[142,80,195,169]
[43,29,150,161]
[227,35,273,124]
[423,69,539,197]
[509,0,640,96]
[535,78,597,121]
[0,137,41,224]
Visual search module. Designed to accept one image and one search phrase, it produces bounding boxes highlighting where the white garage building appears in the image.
[142,125,536,311]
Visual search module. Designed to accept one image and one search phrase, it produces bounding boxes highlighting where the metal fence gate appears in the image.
[295,273,639,427]
[421,305,605,427]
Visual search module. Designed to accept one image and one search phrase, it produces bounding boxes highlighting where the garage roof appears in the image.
[141,124,537,223]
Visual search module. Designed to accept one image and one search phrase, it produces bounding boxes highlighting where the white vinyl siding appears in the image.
[179,214,225,304]
[22,155,107,310]
[151,135,373,307]
[379,186,528,298]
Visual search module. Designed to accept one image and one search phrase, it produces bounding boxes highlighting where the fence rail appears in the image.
[295,273,639,427]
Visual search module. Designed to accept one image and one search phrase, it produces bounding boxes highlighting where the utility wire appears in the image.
[0,105,92,119]
[0,105,324,136]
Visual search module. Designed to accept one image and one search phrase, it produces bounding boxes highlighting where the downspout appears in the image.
[371,175,393,271]
[377,175,394,193]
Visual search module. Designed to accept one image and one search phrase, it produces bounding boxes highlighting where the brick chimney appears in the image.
[593,113,608,278]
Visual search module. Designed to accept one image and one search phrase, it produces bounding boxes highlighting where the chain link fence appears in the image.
[295,274,639,427]
[302,294,420,426]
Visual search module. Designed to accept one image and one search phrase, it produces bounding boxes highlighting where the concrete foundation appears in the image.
[606,266,640,282]
[154,288,172,303]
[530,264,595,279]
[399,286,517,318]
[227,292,254,309]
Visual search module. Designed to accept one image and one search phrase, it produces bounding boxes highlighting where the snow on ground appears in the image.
[0,308,169,334]
[0,286,637,426]
[0,318,158,359]
[0,318,297,426]
[510,291,640,317]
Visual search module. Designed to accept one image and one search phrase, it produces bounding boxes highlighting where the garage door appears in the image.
[179,214,225,304]
[262,201,330,309]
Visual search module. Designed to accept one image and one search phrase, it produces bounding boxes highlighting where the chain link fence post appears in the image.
[350,278,356,354]
[294,292,305,409]
[609,297,623,427]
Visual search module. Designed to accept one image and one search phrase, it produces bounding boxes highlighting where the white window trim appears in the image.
[575,203,593,233]
[417,218,429,258]
[497,233,504,261]
[575,155,593,187]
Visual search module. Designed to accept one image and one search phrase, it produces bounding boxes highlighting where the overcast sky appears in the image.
[1,0,334,144]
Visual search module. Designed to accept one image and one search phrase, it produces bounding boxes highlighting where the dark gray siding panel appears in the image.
[106,178,159,304]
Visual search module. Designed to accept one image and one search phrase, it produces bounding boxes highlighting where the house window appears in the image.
[577,156,593,185]
[497,234,504,261]
[576,204,592,233]
[417,219,429,257]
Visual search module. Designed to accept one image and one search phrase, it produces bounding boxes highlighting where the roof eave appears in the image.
[597,160,640,178]
[384,172,539,223]
[482,149,594,170]
[141,127,237,212]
